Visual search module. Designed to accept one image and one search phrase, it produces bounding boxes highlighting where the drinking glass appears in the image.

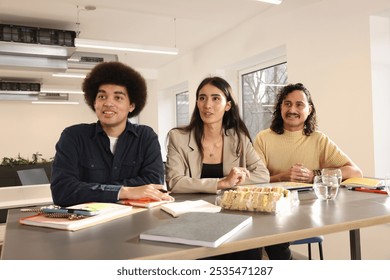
[321,168,342,185]
[313,175,340,200]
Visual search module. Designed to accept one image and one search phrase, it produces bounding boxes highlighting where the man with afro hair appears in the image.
[51,62,173,206]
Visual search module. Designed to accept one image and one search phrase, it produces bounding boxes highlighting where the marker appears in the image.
[349,187,388,195]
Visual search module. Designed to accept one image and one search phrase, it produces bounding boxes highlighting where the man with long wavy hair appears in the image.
[253,83,362,260]
[254,83,362,184]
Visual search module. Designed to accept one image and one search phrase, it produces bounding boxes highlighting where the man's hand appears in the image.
[119,184,174,201]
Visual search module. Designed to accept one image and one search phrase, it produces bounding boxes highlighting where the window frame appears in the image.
[238,56,287,139]
[175,90,189,127]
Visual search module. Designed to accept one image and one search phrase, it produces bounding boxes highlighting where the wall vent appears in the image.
[0,81,40,93]
[68,52,118,70]
[0,23,76,47]
[38,92,68,100]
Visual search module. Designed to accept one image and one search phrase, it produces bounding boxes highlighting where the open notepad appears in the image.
[160,200,221,217]
[140,212,252,248]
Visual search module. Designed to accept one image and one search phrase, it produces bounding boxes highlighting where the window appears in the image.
[176,91,189,126]
[240,62,287,139]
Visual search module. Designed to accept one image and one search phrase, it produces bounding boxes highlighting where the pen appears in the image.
[42,207,99,216]
[158,189,169,193]
[349,187,388,195]
[20,206,97,217]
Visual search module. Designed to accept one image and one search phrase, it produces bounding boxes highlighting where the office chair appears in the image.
[290,236,324,260]
[16,168,50,185]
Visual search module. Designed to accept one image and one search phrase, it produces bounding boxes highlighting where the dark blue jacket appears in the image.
[51,121,164,206]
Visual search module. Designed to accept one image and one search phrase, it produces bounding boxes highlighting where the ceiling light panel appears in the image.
[75,38,178,55]
[256,0,283,4]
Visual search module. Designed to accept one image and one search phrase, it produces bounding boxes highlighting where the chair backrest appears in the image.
[16,168,49,185]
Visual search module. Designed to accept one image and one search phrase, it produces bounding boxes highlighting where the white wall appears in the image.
[157,81,188,161]
[139,79,159,130]
[370,15,390,178]
[0,95,96,161]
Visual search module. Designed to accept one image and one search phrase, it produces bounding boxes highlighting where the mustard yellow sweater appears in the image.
[253,128,350,176]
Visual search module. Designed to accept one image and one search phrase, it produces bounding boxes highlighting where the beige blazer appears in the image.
[165,128,270,193]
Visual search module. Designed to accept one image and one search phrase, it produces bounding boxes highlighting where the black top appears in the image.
[51,121,164,207]
[200,163,223,179]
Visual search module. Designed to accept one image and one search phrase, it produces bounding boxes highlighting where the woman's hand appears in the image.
[218,167,250,189]
[119,184,175,201]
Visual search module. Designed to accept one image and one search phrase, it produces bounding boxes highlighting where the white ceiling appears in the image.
[0,0,282,87]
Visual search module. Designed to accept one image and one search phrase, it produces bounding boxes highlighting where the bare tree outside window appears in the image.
[176,91,189,127]
[241,62,287,139]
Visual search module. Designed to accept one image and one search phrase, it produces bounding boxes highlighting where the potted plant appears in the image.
[0,152,52,187]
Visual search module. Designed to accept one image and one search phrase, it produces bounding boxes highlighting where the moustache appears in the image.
[286,113,300,118]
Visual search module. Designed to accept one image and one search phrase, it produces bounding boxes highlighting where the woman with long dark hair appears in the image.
[165,76,269,260]
[166,76,269,193]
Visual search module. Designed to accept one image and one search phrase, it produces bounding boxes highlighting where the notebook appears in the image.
[160,200,221,217]
[341,177,383,188]
[20,202,140,231]
[140,212,252,248]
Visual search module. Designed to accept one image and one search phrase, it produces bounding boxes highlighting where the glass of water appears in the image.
[313,175,340,200]
[321,168,342,185]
